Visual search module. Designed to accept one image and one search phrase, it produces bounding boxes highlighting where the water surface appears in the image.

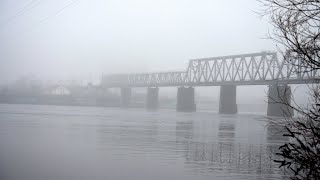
[0,104,285,180]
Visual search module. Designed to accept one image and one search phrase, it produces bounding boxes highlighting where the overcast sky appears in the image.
[0,0,276,85]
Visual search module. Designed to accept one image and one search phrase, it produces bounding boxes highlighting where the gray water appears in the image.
[0,104,286,180]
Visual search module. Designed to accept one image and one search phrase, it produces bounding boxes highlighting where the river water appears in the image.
[0,104,286,180]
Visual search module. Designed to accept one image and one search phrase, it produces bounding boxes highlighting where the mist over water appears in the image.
[0,104,286,180]
[0,1,312,179]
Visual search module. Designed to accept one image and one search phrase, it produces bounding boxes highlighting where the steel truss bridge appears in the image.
[102,52,320,87]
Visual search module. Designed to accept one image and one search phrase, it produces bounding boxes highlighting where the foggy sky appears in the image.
[0,0,276,84]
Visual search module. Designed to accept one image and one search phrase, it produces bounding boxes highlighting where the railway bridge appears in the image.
[101,52,320,116]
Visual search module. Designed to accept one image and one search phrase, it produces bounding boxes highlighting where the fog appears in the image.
[0,1,315,180]
[0,0,275,84]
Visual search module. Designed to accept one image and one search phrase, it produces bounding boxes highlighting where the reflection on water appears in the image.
[175,116,285,179]
[218,118,235,140]
[0,104,286,180]
[266,124,288,143]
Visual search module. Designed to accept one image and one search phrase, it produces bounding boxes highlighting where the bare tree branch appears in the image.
[259,0,320,179]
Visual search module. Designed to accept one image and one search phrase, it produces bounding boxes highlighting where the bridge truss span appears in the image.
[102,52,320,87]
[127,71,188,87]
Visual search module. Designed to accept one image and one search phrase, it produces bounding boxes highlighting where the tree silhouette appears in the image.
[260,0,320,179]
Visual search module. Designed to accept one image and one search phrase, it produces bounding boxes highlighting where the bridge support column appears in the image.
[176,87,196,112]
[219,85,237,114]
[267,84,293,117]
[120,87,131,107]
[146,87,159,110]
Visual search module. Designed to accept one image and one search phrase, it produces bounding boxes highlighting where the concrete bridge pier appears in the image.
[267,84,293,117]
[146,87,159,110]
[219,85,237,114]
[120,87,131,107]
[176,87,196,112]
